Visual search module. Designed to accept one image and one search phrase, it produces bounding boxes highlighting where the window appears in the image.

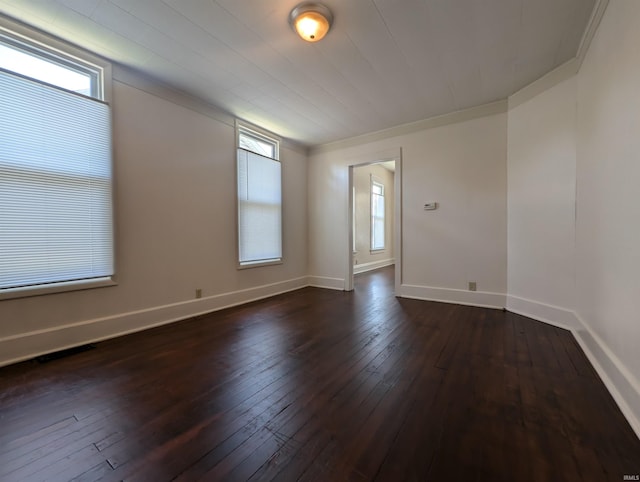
[0,21,113,299]
[371,179,385,251]
[236,125,282,267]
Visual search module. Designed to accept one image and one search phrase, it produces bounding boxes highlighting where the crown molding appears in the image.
[508,0,610,110]
[312,0,610,154]
[507,58,579,110]
[112,64,309,156]
[310,100,508,155]
[113,64,233,127]
[576,0,610,68]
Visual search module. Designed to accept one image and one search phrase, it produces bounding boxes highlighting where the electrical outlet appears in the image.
[468,282,477,292]
[195,288,202,299]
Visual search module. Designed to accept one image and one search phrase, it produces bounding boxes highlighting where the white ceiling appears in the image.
[0,0,596,146]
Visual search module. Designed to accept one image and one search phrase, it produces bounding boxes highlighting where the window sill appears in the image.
[0,277,116,301]
[237,259,283,270]
[370,249,385,254]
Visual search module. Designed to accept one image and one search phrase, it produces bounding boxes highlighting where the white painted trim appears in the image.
[353,258,395,275]
[507,0,609,109]
[310,100,508,155]
[398,284,506,310]
[345,148,402,293]
[506,295,581,331]
[346,166,355,292]
[0,14,113,104]
[0,277,116,301]
[572,315,640,440]
[307,276,345,291]
[394,152,403,294]
[508,59,579,110]
[0,276,308,368]
[576,0,610,67]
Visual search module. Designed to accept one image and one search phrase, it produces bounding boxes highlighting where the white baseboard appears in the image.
[0,276,308,368]
[572,316,640,440]
[398,284,506,310]
[505,295,640,440]
[506,295,581,331]
[307,276,345,291]
[353,258,395,275]
[3,273,637,441]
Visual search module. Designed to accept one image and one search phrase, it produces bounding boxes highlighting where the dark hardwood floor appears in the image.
[1,266,638,481]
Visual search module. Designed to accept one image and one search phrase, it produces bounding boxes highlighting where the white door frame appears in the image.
[345,148,402,293]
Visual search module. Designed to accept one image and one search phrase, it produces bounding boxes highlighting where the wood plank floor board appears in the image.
[325,307,454,480]
[316,328,453,480]
[70,460,115,482]
[0,378,196,466]
[172,306,418,480]
[0,415,78,458]
[101,356,307,473]
[262,308,426,480]
[112,286,415,480]
[0,311,301,439]
[0,266,638,481]
[95,294,396,470]
[554,326,599,379]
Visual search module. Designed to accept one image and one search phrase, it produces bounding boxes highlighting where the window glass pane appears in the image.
[239,132,275,158]
[372,217,385,250]
[371,181,385,250]
[0,43,93,96]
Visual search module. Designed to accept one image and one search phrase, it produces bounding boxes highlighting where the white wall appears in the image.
[0,78,308,366]
[309,113,508,306]
[353,163,394,269]
[503,0,640,435]
[506,77,578,327]
[574,0,640,432]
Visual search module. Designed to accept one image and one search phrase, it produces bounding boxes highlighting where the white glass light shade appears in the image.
[289,3,333,42]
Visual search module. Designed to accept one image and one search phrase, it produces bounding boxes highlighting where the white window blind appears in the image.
[371,181,385,250]
[0,69,113,291]
[237,144,282,266]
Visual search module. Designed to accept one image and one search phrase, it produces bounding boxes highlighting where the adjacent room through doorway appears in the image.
[349,160,397,292]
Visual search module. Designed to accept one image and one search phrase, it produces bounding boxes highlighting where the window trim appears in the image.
[0,278,117,302]
[237,123,279,160]
[235,120,283,269]
[0,15,116,300]
[0,16,112,103]
[0,35,101,99]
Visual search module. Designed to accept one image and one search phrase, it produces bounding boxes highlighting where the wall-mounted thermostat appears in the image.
[424,202,438,211]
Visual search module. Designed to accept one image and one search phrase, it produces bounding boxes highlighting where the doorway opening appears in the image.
[346,154,402,294]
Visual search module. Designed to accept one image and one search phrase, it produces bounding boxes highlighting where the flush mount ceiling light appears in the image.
[289,3,333,42]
